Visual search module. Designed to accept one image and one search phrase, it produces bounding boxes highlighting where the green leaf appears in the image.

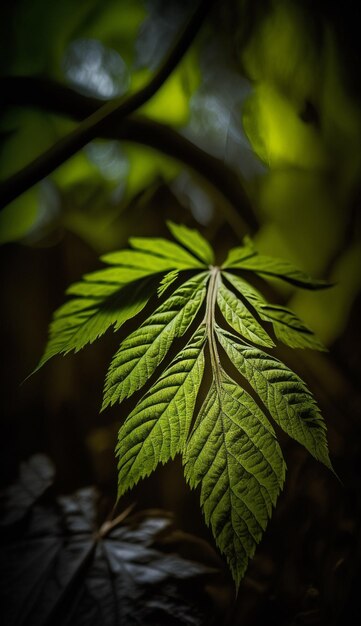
[35,225,334,590]
[34,275,157,371]
[157,270,179,297]
[221,236,256,268]
[222,241,330,290]
[81,266,160,284]
[260,304,326,350]
[183,369,286,588]
[167,221,215,265]
[129,236,206,269]
[222,271,267,307]
[217,328,332,469]
[117,327,206,496]
[100,249,183,271]
[101,250,193,273]
[102,273,208,408]
[223,273,325,350]
[217,278,274,348]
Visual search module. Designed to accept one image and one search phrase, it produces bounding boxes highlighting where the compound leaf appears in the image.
[166,221,215,265]
[34,223,334,590]
[184,369,286,588]
[217,328,332,469]
[117,327,206,496]
[102,273,208,408]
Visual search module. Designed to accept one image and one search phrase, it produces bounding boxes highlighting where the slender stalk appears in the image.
[205,266,221,387]
[0,0,214,210]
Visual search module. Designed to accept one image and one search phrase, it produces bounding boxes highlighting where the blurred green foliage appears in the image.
[238,0,361,343]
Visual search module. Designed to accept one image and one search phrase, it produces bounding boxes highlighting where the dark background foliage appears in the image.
[1,0,361,624]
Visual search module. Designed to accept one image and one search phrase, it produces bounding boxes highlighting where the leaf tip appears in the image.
[311,279,335,290]
[100,395,111,413]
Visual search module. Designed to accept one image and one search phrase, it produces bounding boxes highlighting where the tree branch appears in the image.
[0,76,259,235]
[0,0,214,211]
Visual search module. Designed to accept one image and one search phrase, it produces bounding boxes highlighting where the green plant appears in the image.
[35,221,333,588]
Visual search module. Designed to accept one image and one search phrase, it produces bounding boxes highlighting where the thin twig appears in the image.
[0,76,258,235]
[0,0,214,210]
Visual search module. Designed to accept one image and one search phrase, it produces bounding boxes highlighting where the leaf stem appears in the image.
[205,267,221,386]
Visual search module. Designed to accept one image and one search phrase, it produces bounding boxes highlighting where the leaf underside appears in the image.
[183,369,286,587]
[35,223,333,588]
